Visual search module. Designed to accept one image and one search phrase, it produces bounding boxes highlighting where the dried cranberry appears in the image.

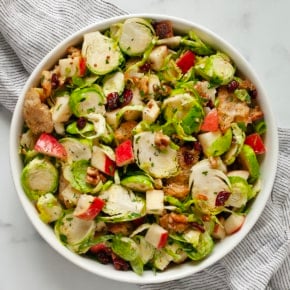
[106,92,120,111]
[111,253,130,271]
[250,89,257,99]
[183,150,195,166]
[207,99,214,109]
[77,117,87,130]
[120,89,133,107]
[215,191,231,206]
[193,141,202,152]
[96,250,112,264]
[51,73,59,89]
[227,80,239,92]
[140,62,151,73]
[191,222,205,233]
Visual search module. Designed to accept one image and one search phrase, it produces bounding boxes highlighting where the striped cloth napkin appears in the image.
[1,1,289,289]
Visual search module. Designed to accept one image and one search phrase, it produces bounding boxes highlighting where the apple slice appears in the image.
[115,140,134,167]
[34,133,67,160]
[74,194,105,221]
[145,223,168,249]
[224,213,245,235]
[146,189,164,215]
[91,145,115,176]
[212,221,226,240]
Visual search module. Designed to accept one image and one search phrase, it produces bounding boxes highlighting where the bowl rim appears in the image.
[9,13,279,284]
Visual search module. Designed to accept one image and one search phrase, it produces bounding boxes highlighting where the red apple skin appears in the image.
[145,224,168,249]
[104,156,116,176]
[157,232,168,249]
[90,243,108,254]
[34,133,67,160]
[74,196,105,221]
[92,146,115,176]
[115,140,134,167]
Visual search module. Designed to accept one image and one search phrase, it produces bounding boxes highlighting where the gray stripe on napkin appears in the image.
[0,0,126,111]
[140,128,290,290]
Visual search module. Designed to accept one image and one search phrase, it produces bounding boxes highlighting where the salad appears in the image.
[19,17,266,275]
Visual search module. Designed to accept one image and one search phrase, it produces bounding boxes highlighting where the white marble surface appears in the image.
[1,1,290,289]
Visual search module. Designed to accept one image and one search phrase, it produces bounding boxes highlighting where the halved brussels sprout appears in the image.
[59,138,92,163]
[82,31,124,75]
[198,128,232,157]
[223,123,245,165]
[63,160,101,193]
[186,232,214,261]
[119,18,154,56]
[98,184,145,222]
[21,157,59,201]
[189,159,231,212]
[36,193,63,223]
[111,236,140,261]
[102,71,125,97]
[133,131,179,178]
[69,86,105,117]
[238,144,260,183]
[120,175,154,192]
[195,52,235,85]
[162,93,204,136]
[133,235,155,265]
[226,176,250,208]
[54,212,96,254]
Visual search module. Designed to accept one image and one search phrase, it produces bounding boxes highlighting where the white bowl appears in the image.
[10,14,278,284]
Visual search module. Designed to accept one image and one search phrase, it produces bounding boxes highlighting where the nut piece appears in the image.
[154,131,170,150]
[86,166,106,185]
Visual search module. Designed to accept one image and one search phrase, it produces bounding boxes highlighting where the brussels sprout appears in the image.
[54,212,96,254]
[195,52,235,85]
[189,159,231,212]
[181,30,214,55]
[183,230,201,247]
[223,123,245,165]
[63,160,99,193]
[234,89,251,104]
[164,242,187,263]
[21,157,59,201]
[238,144,260,183]
[198,128,232,157]
[130,256,144,276]
[66,121,95,136]
[162,93,204,135]
[226,176,250,208]
[71,74,99,88]
[152,248,173,270]
[69,86,105,117]
[119,18,154,56]
[159,59,182,83]
[36,193,63,223]
[59,138,92,163]
[82,31,124,75]
[133,131,179,178]
[102,71,125,97]
[120,175,154,192]
[186,232,214,261]
[98,184,145,222]
[133,235,155,264]
[111,236,139,261]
